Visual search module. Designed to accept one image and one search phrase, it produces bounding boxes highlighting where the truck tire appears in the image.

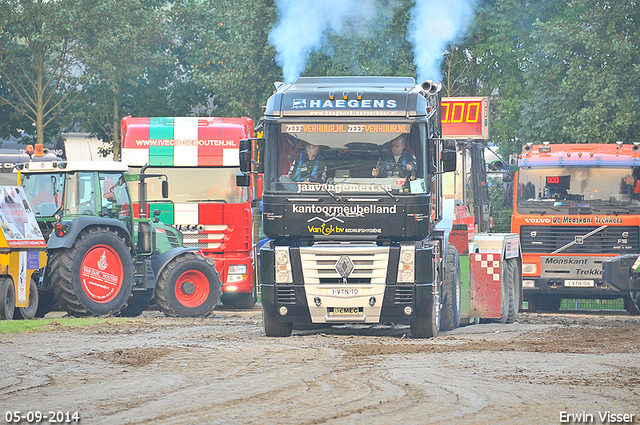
[49,227,135,317]
[506,259,520,323]
[263,305,293,337]
[14,278,39,320]
[0,277,16,320]
[440,244,461,331]
[221,285,257,310]
[119,289,155,317]
[411,280,440,338]
[155,253,221,317]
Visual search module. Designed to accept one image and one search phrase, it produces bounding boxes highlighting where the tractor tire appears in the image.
[14,278,39,320]
[440,244,461,331]
[506,258,520,323]
[155,253,221,317]
[263,305,292,337]
[411,277,440,339]
[119,289,155,317]
[49,227,135,317]
[0,277,16,320]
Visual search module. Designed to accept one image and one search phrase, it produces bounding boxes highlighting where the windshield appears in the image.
[21,172,65,216]
[263,121,428,194]
[517,166,640,210]
[128,167,248,203]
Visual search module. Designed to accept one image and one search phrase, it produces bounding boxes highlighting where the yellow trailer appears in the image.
[0,186,47,319]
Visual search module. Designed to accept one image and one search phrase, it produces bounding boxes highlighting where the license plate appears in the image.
[564,280,595,287]
[331,288,360,296]
[329,307,362,316]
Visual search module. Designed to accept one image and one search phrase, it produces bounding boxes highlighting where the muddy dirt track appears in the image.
[1,308,639,425]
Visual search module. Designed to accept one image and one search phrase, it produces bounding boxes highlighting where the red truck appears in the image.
[121,116,258,308]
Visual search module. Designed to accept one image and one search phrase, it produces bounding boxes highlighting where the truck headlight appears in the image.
[227,264,248,283]
[522,263,537,274]
[397,245,416,283]
[275,247,293,283]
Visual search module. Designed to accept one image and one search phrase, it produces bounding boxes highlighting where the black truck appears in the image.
[238,76,458,337]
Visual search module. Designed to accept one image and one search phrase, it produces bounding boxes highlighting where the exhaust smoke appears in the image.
[407,0,478,83]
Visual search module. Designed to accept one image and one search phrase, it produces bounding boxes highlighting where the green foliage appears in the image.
[520,0,640,143]
[0,317,128,334]
[488,175,511,233]
[0,0,94,145]
[1,0,639,159]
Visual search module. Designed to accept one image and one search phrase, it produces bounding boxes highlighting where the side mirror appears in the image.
[162,180,169,198]
[239,138,252,173]
[502,170,514,183]
[236,173,250,187]
[441,138,457,173]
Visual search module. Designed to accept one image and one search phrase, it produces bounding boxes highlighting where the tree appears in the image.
[0,0,93,146]
[72,0,174,159]
[520,0,640,144]
[171,0,281,122]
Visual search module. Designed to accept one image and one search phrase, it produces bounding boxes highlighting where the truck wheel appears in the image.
[14,278,39,320]
[441,244,461,331]
[411,280,440,338]
[49,227,135,317]
[0,277,16,320]
[262,305,293,337]
[506,259,520,323]
[119,289,155,317]
[155,253,221,317]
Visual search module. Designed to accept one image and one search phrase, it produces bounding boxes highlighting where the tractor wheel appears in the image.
[119,289,155,317]
[0,277,16,320]
[155,253,221,317]
[441,244,461,331]
[506,259,520,323]
[262,305,292,337]
[14,278,39,320]
[411,276,440,338]
[49,227,135,317]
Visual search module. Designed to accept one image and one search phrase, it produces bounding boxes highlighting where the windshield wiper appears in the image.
[187,199,226,203]
[377,184,398,202]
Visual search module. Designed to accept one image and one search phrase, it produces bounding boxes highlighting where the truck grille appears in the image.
[299,245,389,285]
[520,225,639,255]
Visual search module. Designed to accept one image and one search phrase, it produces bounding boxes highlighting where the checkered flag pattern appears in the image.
[474,253,501,282]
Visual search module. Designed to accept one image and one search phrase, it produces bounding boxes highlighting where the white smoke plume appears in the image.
[407,0,478,83]
[269,0,378,83]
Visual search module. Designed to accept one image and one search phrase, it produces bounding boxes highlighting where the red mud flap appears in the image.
[469,253,503,319]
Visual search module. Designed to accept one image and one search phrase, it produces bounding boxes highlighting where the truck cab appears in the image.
[240,76,457,338]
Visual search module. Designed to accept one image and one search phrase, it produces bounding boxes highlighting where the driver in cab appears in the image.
[372,135,417,178]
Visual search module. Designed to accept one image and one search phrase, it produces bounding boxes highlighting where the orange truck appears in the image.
[511,142,640,313]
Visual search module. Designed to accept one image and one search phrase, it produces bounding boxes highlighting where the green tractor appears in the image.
[18,160,222,318]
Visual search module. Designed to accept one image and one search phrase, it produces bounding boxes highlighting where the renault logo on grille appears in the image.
[335,256,354,279]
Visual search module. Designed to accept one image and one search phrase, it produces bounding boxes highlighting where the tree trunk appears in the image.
[112,94,120,160]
